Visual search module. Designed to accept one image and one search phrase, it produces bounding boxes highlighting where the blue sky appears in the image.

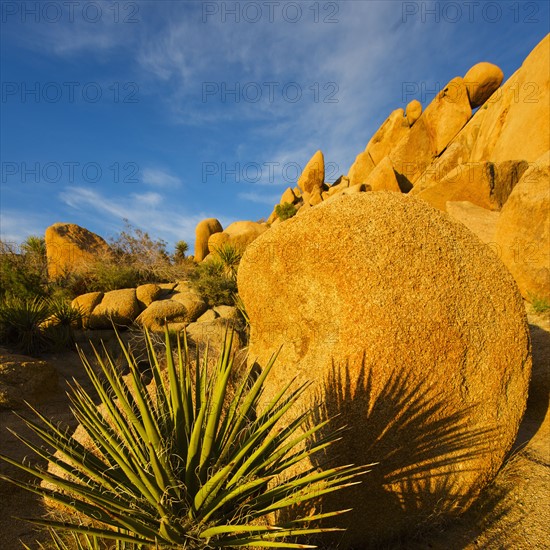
[1,0,549,251]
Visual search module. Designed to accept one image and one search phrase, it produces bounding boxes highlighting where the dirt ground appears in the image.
[0,306,548,550]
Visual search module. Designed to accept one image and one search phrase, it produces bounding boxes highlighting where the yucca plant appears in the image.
[45,298,84,350]
[0,328,366,548]
[212,243,243,280]
[0,296,52,354]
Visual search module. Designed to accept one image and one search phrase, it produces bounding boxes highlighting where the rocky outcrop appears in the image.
[446,201,500,244]
[45,223,110,279]
[297,150,325,193]
[348,151,375,186]
[494,154,550,302]
[207,221,267,254]
[88,289,140,329]
[194,218,223,262]
[414,160,529,211]
[405,99,422,126]
[464,62,504,108]
[0,352,58,409]
[71,292,103,328]
[239,192,531,547]
[136,284,163,309]
[366,108,409,165]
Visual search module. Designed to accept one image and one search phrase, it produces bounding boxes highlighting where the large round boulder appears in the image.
[88,289,140,329]
[464,61,504,108]
[238,192,531,547]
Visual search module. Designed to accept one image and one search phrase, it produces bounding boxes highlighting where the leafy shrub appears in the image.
[174,240,189,263]
[212,242,243,280]
[0,297,52,355]
[0,238,48,301]
[189,259,238,306]
[0,329,366,548]
[275,202,297,221]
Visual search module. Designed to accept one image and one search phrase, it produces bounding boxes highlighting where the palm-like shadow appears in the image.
[302,357,508,548]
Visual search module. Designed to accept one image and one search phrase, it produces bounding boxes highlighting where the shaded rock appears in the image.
[446,201,501,244]
[464,62,504,108]
[135,300,189,331]
[0,353,58,409]
[170,282,208,322]
[348,151,375,186]
[494,155,550,302]
[415,160,528,211]
[406,99,422,126]
[309,188,323,206]
[196,309,218,323]
[280,187,296,205]
[88,289,140,329]
[213,305,241,322]
[238,192,531,547]
[297,150,325,193]
[364,156,401,192]
[195,218,223,262]
[45,223,110,279]
[185,318,244,354]
[136,284,162,310]
[71,292,103,328]
[366,108,409,166]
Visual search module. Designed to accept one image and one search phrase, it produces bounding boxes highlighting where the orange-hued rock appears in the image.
[390,77,472,187]
[195,218,223,262]
[415,160,529,211]
[71,291,103,328]
[297,150,324,193]
[446,201,500,244]
[469,34,549,163]
[364,156,401,192]
[208,221,267,254]
[88,289,140,329]
[494,154,550,302]
[464,62,504,108]
[347,151,375,186]
[45,223,110,279]
[238,192,531,547]
[365,108,409,166]
[405,99,422,126]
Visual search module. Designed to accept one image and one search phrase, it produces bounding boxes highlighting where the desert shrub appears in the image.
[174,240,189,263]
[0,296,52,354]
[529,294,550,314]
[275,202,297,221]
[0,329,366,549]
[189,259,238,306]
[0,238,49,300]
[212,242,243,280]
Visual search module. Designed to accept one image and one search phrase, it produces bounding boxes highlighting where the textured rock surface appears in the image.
[297,150,325,194]
[135,299,190,331]
[88,289,140,329]
[0,354,58,409]
[238,192,531,547]
[464,62,504,108]
[71,292,103,328]
[348,151,375,186]
[136,284,162,309]
[365,156,401,192]
[208,221,268,253]
[415,160,528,211]
[446,201,500,244]
[405,99,422,126]
[195,218,223,262]
[494,155,550,302]
[45,223,110,279]
[366,108,409,165]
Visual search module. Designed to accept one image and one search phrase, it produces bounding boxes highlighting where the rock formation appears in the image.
[239,192,531,547]
[45,223,111,279]
[194,218,223,262]
[297,150,325,193]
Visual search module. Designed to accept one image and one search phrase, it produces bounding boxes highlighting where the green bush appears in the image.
[275,202,297,221]
[189,259,238,307]
[529,294,550,314]
[0,329,366,548]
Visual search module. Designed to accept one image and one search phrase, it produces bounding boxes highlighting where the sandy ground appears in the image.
[0,306,548,550]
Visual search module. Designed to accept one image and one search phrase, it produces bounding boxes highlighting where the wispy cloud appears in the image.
[142,168,182,188]
[58,186,226,246]
[238,191,281,206]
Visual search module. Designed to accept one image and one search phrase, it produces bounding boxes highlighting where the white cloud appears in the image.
[142,168,182,188]
[0,211,50,244]
[58,186,226,247]
[238,191,281,206]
